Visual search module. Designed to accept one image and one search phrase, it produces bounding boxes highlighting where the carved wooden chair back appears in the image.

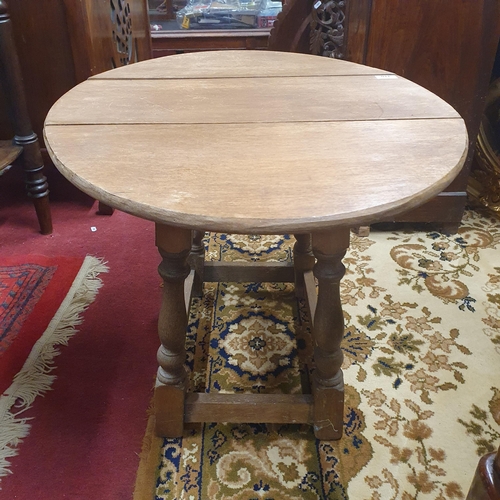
[0,0,52,234]
[268,0,347,59]
[76,0,150,80]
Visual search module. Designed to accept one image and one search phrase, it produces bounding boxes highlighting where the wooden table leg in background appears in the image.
[466,445,500,500]
[154,223,192,438]
[311,227,350,440]
[293,233,315,298]
[189,230,205,298]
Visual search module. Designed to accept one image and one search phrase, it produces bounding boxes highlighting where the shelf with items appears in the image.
[151,28,270,57]
[149,0,281,33]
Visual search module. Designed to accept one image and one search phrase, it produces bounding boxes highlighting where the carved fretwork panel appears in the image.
[110,0,136,67]
[310,0,346,59]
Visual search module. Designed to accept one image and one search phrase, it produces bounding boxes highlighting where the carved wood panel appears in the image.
[310,0,346,58]
[110,0,136,68]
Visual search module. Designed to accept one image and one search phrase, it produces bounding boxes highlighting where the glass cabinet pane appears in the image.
[149,0,282,32]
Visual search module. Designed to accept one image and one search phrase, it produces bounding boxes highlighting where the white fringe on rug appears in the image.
[0,256,109,479]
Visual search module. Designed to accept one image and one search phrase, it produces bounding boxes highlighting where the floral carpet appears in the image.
[138,208,500,500]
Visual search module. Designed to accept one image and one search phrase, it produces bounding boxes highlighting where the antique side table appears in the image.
[44,50,468,440]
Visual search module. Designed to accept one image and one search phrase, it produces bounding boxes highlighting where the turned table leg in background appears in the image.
[293,233,315,298]
[154,223,192,437]
[189,230,205,298]
[311,227,350,440]
[466,445,500,499]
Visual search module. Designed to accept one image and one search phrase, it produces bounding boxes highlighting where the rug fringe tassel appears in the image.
[0,256,108,479]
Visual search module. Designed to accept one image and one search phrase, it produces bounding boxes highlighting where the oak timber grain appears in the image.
[310,228,349,439]
[155,223,191,437]
[154,382,186,438]
[184,393,314,423]
[45,75,459,126]
[44,51,470,440]
[91,49,391,79]
[44,118,467,233]
[311,379,344,440]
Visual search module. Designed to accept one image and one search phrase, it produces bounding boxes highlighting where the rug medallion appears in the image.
[142,209,500,500]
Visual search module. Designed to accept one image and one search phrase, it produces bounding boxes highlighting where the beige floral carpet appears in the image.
[135,208,500,500]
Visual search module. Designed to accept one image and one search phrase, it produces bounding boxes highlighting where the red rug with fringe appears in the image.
[0,165,167,498]
[0,255,107,479]
[0,256,84,395]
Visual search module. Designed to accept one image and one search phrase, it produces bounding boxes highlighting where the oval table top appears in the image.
[44,50,468,234]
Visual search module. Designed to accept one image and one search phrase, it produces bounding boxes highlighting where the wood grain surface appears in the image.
[0,140,21,171]
[45,76,458,126]
[44,50,468,233]
[89,50,392,79]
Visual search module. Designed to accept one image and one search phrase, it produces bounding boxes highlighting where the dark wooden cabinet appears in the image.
[362,0,500,230]
[270,0,500,231]
[151,30,269,57]
[0,0,152,145]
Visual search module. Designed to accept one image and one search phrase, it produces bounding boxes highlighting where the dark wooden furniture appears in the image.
[0,0,151,218]
[269,0,500,232]
[468,69,500,215]
[0,0,151,147]
[148,0,270,57]
[151,30,270,57]
[0,0,52,234]
[467,446,500,500]
[44,51,467,440]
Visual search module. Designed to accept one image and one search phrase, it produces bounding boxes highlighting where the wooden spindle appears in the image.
[310,227,349,440]
[154,224,192,437]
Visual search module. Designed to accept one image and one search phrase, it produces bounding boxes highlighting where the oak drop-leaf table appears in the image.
[44,50,468,440]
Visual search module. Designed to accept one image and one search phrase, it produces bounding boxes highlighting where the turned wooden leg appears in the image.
[188,230,205,298]
[154,224,192,437]
[0,2,52,235]
[466,445,500,499]
[18,136,52,235]
[97,201,114,215]
[310,227,349,440]
[352,225,370,237]
[293,233,315,298]
[439,222,461,235]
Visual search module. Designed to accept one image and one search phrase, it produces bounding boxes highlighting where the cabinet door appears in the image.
[364,0,499,189]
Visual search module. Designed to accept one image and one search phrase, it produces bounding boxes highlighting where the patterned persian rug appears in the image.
[0,255,108,479]
[134,208,500,500]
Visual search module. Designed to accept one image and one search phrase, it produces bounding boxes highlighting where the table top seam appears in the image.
[88,73,396,81]
[45,116,464,126]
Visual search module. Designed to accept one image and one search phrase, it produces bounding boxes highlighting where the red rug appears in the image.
[0,255,107,477]
[0,163,165,498]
